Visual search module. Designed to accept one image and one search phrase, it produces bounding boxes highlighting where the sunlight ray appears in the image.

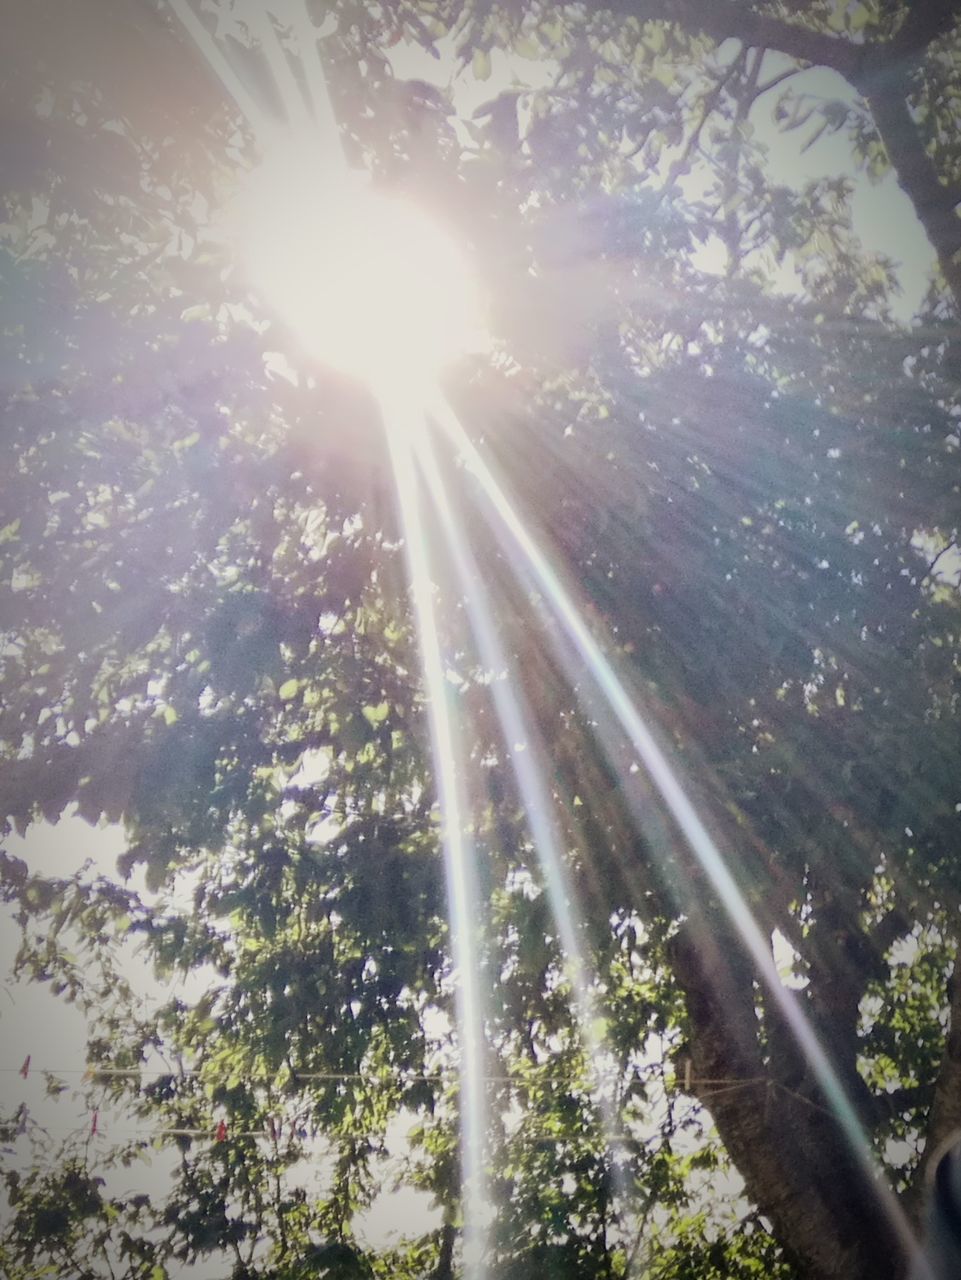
[411,427,646,1260]
[167,0,269,141]
[383,397,490,1280]
[244,3,313,134]
[165,4,927,1266]
[427,389,927,1273]
[286,1,345,159]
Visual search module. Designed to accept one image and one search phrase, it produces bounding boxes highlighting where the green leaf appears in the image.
[513,35,541,59]
[361,701,390,726]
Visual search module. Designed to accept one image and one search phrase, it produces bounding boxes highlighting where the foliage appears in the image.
[1,1,960,1278]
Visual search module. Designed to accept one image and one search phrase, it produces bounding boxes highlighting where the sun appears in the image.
[226,136,486,398]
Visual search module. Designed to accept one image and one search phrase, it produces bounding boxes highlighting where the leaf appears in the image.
[3,17,960,1278]
[645,23,666,54]
[361,701,390,727]
[472,49,491,81]
[513,35,541,59]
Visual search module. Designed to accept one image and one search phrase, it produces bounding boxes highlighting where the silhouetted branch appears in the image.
[593,0,864,78]
[591,0,961,309]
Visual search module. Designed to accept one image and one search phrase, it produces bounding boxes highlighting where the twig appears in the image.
[922,540,959,585]
[755,66,802,97]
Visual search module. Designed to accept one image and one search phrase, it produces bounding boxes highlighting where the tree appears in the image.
[1,2,959,1279]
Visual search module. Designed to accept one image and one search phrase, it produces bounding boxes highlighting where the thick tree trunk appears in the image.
[669,919,904,1280]
[580,2,961,1272]
[914,943,961,1198]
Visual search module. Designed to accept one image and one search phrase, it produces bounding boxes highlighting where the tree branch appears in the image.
[856,77,961,307]
[432,1221,456,1280]
[922,540,960,586]
[872,1081,932,1126]
[887,0,961,68]
[594,0,865,78]
[755,65,803,98]
[652,47,748,202]
[594,0,961,309]
[874,905,913,956]
[599,0,961,79]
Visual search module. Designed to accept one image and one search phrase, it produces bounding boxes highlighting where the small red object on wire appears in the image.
[215,1119,227,1142]
[19,1055,31,1079]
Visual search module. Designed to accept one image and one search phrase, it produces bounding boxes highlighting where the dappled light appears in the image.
[165,2,931,1264]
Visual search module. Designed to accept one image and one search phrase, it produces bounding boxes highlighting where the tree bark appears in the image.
[914,942,961,1201]
[670,919,904,1280]
[599,0,864,78]
[856,71,961,307]
[570,5,961,1271]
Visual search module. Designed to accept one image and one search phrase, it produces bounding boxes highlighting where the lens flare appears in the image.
[168,2,926,1272]
[413,431,642,1262]
[168,0,269,140]
[383,398,490,1280]
[228,147,485,396]
[427,388,925,1273]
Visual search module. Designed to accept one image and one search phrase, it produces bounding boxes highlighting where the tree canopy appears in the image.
[1,2,960,1279]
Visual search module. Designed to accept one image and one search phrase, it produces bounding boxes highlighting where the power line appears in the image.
[1,1065,515,1083]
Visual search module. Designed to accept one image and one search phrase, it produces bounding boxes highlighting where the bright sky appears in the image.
[0,813,436,1255]
[750,61,935,320]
